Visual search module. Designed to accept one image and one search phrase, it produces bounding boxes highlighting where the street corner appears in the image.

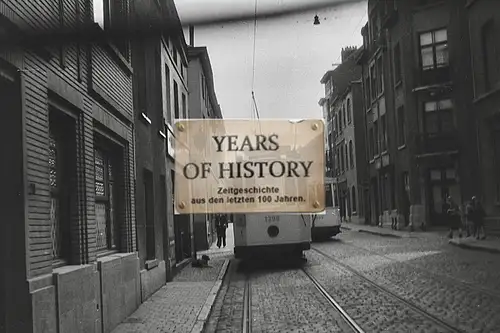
[449,238,500,254]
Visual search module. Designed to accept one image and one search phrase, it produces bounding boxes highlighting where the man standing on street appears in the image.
[217,214,228,248]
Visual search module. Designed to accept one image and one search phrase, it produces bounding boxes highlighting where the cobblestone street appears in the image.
[207,229,500,333]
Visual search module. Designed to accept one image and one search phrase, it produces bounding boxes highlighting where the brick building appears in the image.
[320,47,367,224]
[466,0,500,233]
[187,41,224,251]
[1,0,139,332]
[356,0,477,230]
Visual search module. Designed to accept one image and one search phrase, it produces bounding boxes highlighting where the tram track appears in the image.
[242,273,252,333]
[339,240,500,300]
[301,267,365,333]
[311,247,465,333]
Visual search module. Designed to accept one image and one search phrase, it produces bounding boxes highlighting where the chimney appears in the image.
[341,46,358,63]
[189,26,194,47]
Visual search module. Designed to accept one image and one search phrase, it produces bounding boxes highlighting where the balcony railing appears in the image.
[416,131,460,155]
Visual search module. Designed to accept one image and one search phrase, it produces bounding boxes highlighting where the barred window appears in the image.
[94,147,118,251]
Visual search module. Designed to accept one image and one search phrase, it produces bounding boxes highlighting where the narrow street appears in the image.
[206,230,500,333]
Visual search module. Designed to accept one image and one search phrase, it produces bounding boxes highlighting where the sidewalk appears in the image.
[341,222,449,239]
[449,237,500,254]
[342,222,500,254]
[111,225,234,333]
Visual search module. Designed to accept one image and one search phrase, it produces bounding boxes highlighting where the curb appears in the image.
[448,240,500,254]
[190,258,231,333]
[357,229,403,238]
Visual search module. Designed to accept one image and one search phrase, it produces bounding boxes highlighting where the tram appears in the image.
[232,152,313,260]
[311,177,342,241]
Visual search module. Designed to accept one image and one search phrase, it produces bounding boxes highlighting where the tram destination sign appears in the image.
[174,119,325,214]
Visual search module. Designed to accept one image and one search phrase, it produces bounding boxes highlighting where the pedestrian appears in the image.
[465,199,475,238]
[216,214,227,248]
[472,197,487,240]
[446,196,462,239]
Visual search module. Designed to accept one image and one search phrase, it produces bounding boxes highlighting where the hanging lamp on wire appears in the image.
[313,14,320,25]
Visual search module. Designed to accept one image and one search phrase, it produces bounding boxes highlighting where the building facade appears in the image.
[1,0,139,332]
[320,47,366,223]
[131,0,194,301]
[466,0,500,234]
[187,43,224,251]
[357,0,477,230]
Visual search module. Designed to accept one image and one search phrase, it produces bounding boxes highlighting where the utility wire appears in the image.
[251,0,259,120]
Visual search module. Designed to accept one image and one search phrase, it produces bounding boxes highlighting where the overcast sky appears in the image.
[175,0,367,120]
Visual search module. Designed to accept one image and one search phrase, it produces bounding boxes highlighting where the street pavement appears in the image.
[111,224,234,333]
[207,227,500,333]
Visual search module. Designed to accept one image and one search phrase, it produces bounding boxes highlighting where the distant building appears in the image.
[466,0,500,234]
[356,0,477,230]
[187,42,224,251]
[320,46,367,224]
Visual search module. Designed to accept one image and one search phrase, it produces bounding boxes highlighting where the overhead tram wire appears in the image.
[251,0,262,136]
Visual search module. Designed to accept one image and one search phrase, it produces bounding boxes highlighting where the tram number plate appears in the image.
[264,216,280,223]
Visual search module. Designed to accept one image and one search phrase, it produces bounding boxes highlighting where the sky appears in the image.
[174,0,367,120]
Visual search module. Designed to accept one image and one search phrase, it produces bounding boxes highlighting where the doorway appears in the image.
[427,168,460,226]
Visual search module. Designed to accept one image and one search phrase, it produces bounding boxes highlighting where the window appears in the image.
[369,127,374,159]
[374,120,379,155]
[338,109,342,130]
[182,93,187,118]
[94,146,119,252]
[352,186,357,213]
[344,144,348,172]
[381,114,387,152]
[424,99,454,134]
[370,65,376,100]
[48,111,76,263]
[143,169,155,260]
[393,42,402,84]
[377,56,384,94]
[420,28,448,71]
[481,20,500,92]
[164,64,171,123]
[397,106,406,146]
[339,145,344,171]
[364,76,371,108]
[349,140,354,169]
[174,80,179,119]
[93,0,130,60]
[347,99,352,124]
